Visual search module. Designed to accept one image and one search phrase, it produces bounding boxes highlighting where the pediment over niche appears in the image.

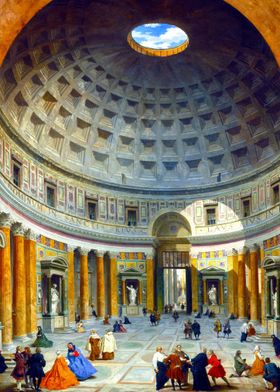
[263,256,280,269]
[41,256,68,271]
[200,266,225,275]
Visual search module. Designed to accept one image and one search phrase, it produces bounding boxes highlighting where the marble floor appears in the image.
[0,314,278,392]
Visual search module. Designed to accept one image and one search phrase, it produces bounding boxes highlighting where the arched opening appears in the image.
[152,212,192,313]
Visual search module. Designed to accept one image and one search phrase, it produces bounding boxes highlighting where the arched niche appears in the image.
[40,256,69,332]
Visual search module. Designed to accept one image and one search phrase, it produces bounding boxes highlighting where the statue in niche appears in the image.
[208,284,217,306]
[51,283,60,315]
[126,284,138,306]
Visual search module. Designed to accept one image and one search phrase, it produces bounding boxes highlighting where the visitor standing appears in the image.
[28,347,46,392]
[11,346,25,392]
[190,348,211,391]
[192,320,201,340]
[99,330,117,360]
[214,319,222,338]
[240,322,248,342]
[152,346,169,391]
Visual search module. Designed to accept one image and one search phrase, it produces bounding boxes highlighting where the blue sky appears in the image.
[131,23,188,49]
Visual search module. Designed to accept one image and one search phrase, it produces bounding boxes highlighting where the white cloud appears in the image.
[132,26,188,49]
[143,23,160,28]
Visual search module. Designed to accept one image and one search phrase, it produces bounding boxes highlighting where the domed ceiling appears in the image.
[0,0,280,190]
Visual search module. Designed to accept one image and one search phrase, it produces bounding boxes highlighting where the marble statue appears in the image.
[126,284,138,306]
[208,284,217,305]
[51,283,60,315]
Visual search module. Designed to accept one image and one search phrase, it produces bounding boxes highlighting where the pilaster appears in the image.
[146,250,155,311]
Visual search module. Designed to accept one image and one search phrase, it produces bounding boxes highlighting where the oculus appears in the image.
[128,23,189,57]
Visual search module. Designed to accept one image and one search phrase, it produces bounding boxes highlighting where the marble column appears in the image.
[276,277,280,320]
[249,245,259,322]
[80,248,89,320]
[237,248,246,319]
[191,253,198,312]
[173,268,177,304]
[260,246,266,325]
[0,213,13,347]
[24,229,37,337]
[109,252,118,316]
[227,249,236,315]
[67,246,75,323]
[122,280,126,305]
[203,279,207,304]
[146,252,155,311]
[96,251,105,317]
[266,278,272,317]
[13,223,27,338]
[168,269,173,304]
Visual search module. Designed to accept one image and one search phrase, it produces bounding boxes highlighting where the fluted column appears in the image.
[67,246,75,323]
[24,229,37,337]
[12,222,27,338]
[80,248,89,320]
[146,252,155,311]
[96,251,105,317]
[109,252,118,317]
[237,248,246,318]
[249,245,259,322]
[0,214,12,346]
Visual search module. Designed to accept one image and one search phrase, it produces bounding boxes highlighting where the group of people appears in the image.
[10,343,94,391]
[213,318,232,338]
[85,329,117,361]
[183,319,201,339]
[7,327,119,391]
[240,321,257,342]
[150,311,161,326]
[231,345,280,391]
[153,345,230,391]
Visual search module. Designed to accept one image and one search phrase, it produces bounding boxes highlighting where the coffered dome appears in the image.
[0,0,279,189]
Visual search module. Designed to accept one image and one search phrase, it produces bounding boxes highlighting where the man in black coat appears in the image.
[28,347,46,392]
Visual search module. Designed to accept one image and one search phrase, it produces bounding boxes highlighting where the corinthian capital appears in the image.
[0,212,12,228]
[12,222,25,236]
[24,228,37,241]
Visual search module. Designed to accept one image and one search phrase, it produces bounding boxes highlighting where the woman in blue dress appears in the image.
[67,342,97,381]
